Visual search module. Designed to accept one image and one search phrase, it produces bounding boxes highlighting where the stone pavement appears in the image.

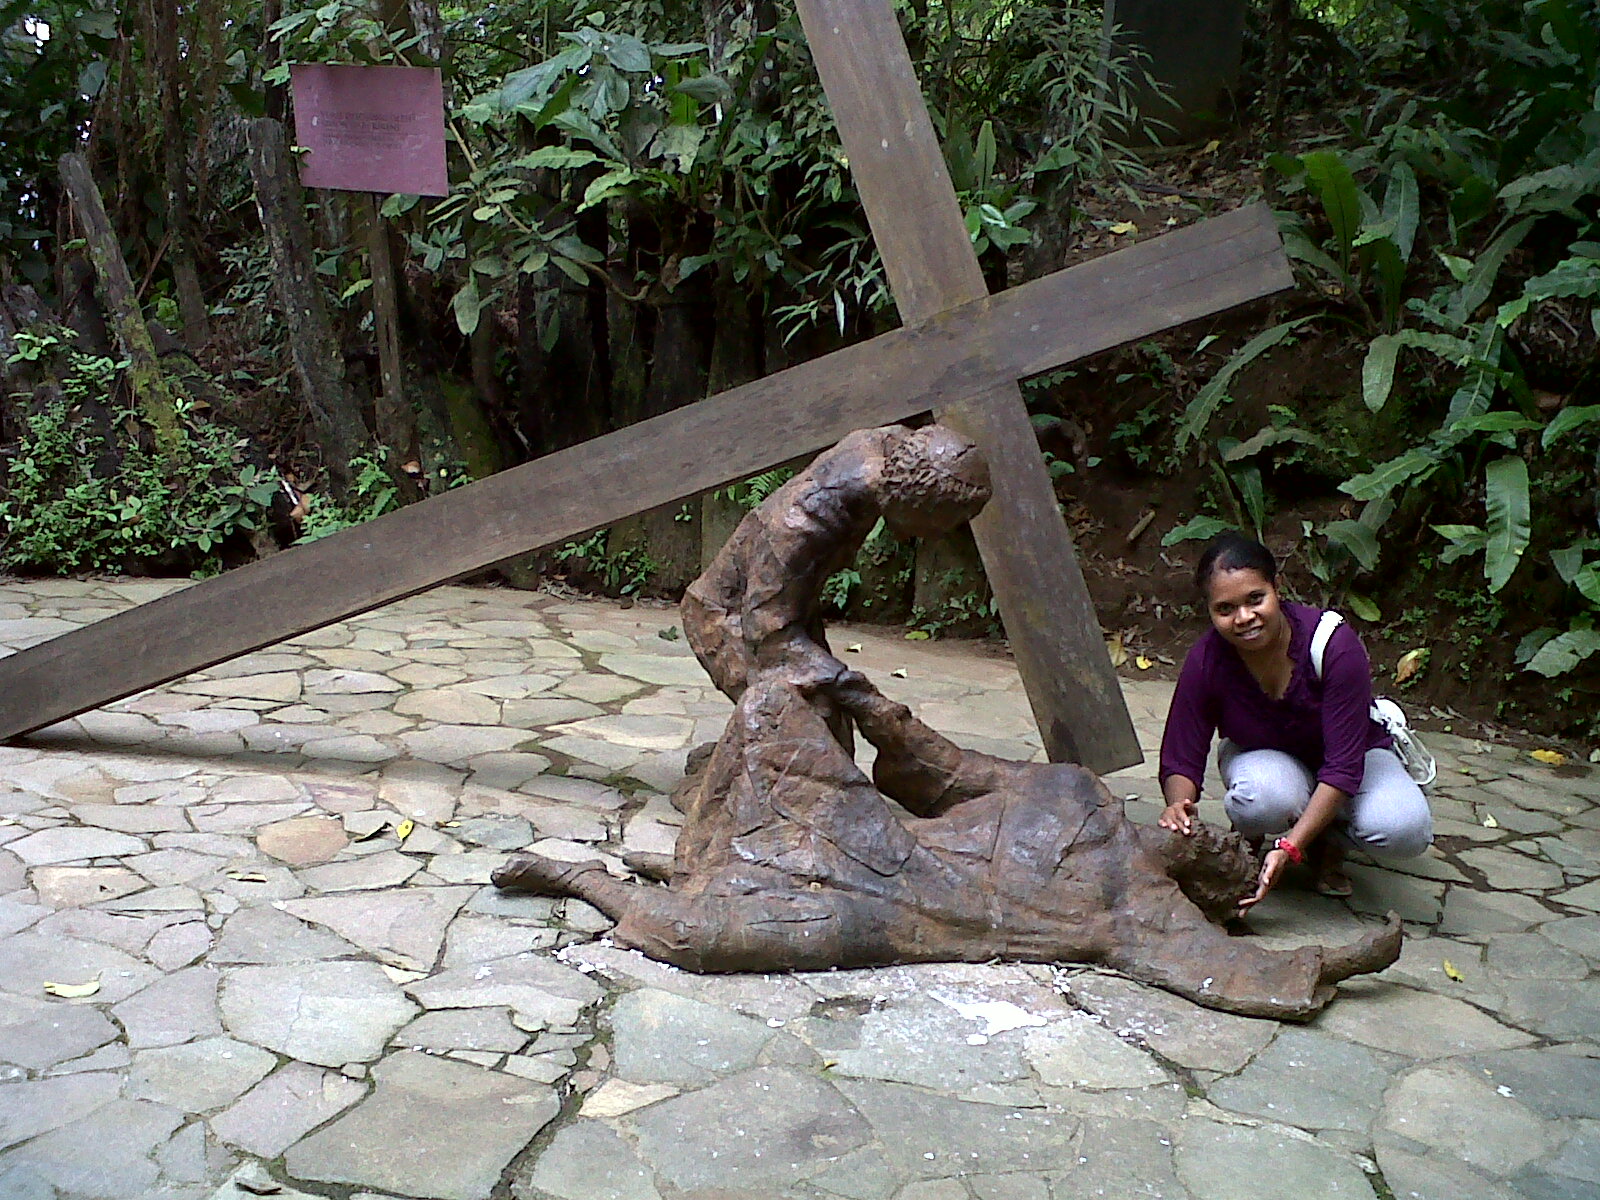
[0,577,1595,1200]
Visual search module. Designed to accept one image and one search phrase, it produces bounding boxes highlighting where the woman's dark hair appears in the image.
[1195,532,1277,593]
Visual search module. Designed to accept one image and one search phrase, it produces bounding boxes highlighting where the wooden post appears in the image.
[244,118,370,495]
[57,153,185,456]
[795,0,1140,771]
[360,193,418,477]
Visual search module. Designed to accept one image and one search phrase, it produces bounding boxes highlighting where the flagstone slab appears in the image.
[257,815,349,864]
[304,669,404,695]
[296,850,421,893]
[610,989,773,1087]
[520,1118,663,1200]
[596,653,709,688]
[394,688,502,725]
[395,1007,529,1053]
[285,1051,559,1200]
[128,1036,276,1111]
[0,1072,122,1152]
[146,920,212,970]
[631,1067,871,1192]
[220,961,416,1065]
[283,887,473,970]
[30,865,146,907]
[1440,887,1558,935]
[405,953,603,1029]
[209,1061,368,1158]
[175,672,302,702]
[0,1096,183,1197]
[1062,971,1278,1073]
[1313,980,1535,1057]
[0,930,157,1003]
[1382,1060,1561,1175]
[7,826,145,865]
[401,724,531,763]
[1175,1119,1375,1200]
[1021,1012,1169,1090]
[75,803,191,834]
[0,993,118,1071]
[114,965,223,1048]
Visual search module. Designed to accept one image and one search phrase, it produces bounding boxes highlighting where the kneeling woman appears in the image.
[1158,533,1432,911]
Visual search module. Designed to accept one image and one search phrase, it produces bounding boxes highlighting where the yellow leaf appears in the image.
[1202,139,1221,153]
[1443,959,1465,983]
[847,643,863,653]
[225,869,270,883]
[1106,633,1128,668]
[1135,655,1153,670]
[396,819,415,841]
[1482,811,1499,828]
[1108,220,1137,235]
[904,630,931,641]
[1394,648,1428,685]
[891,668,908,678]
[1530,749,1566,766]
[43,974,102,999]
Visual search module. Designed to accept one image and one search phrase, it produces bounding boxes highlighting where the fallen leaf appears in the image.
[656,625,679,642]
[847,643,863,653]
[1202,138,1221,153]
[1395,648,1429,685]
[1106,633,1128,668]
[1443,959,1465,982]
[891,668,908,678]
[396,818,415,841]
[225,869,270,883]
[43,974,102,999]
[1482,811,1499,828]
[443,820,461,828]
[0,817,16,827]
[1108,220,1137,235]
[1530,749,1566,766]
[1135,655,1153,670]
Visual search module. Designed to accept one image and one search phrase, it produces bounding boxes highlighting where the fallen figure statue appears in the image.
[494,424,1401,1020]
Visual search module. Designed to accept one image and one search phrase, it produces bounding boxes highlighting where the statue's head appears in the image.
[880,425,992,539]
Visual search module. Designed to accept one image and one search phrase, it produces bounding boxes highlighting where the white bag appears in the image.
[1311,610,1437,788]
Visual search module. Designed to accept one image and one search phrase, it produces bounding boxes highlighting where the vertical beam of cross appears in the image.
[794,0,1142,772]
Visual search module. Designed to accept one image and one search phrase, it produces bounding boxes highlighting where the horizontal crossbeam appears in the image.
[0,205,1289,743]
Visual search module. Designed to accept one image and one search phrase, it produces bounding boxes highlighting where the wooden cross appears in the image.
[0,0,1290,773]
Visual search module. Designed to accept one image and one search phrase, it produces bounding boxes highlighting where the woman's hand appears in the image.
[1158,797,1198,836]
[1237,847,1290,915]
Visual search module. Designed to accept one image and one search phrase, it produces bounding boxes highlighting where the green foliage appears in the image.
[0,342,279,574]
[551,528,657,596]
[295,454,406,543]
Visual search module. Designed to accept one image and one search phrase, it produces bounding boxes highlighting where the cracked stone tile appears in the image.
[464,752,554,790]
[0,1097,184,1196]
[394,688,502,725]
[174,673,302,702]
[303,669,404,695]
[192,801,312,834]
[300,735,400,763]
[219,961,417,1066]
[1460,847,1568,892]
[76,802,192,834]
[404,952,603,1029]
[211,905,363,963]
[147,921,213,970]
[502,697,605,728]
[540,734,646,771]
[442,914,559,966]
[282,886,473,970]
[1062,970,1278,1073]
[1382,1060,1561,1176]
[285,1050,560,1200]
[1440,887,1558,935]
[209,1061,368,1158]
[1022,1012,1169,1090]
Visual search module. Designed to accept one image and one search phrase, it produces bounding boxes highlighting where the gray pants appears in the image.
[1219,742,1433,859]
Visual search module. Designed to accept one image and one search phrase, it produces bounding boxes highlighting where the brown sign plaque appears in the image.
[290,64,448,196]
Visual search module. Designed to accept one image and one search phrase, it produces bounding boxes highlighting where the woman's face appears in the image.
[1205,567,1285,654]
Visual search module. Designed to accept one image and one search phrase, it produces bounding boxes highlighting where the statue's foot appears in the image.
[492,854,607,896]
[1318,911,1403,984]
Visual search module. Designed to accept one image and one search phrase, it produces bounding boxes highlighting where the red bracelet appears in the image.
[1274,837,1305,865]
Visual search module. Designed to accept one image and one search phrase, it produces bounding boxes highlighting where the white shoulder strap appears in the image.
[1310,610,1345,680]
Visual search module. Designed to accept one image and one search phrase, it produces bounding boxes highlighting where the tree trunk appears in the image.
[244,118,368,494]
[154,0,210,349]
[359,193,419,487]
[58,152,184,457]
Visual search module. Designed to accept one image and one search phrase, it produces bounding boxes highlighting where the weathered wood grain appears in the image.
[798,0,1148,770]
[0,206,1288,744]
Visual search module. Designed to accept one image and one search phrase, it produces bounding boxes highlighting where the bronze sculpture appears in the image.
[495,424,1401,1020]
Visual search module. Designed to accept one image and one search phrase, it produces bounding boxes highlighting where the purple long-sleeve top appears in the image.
[1159,602,1390,797]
